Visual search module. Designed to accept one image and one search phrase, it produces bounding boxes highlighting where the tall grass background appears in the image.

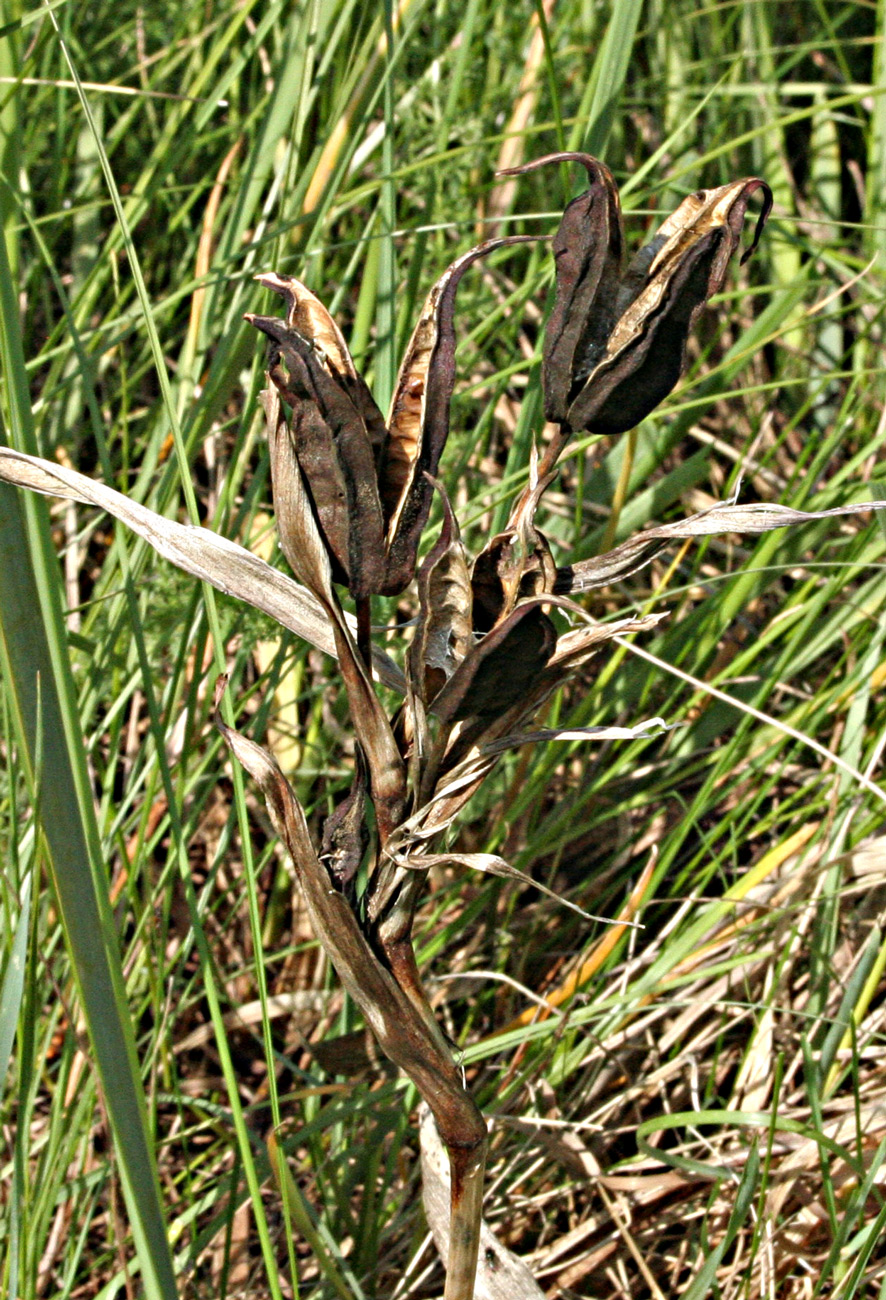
[2,1,886,1296]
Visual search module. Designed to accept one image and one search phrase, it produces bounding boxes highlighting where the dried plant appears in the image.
[223,157,778,1297]
[4,152,884,1298]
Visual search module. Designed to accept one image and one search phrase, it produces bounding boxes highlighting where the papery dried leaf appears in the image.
[389,759,499,846]
[391,850,602,922]
[501,153,623,423]
[409,479,473,705]
[554,497,886,594]
[566,177,772,433]
[479,716,676,755]
[541,612,667,676]
[389,614,668,857]
[380,235,538,595]
[248,310,386,598]
[430,602,557,724]
[0,446,405,691]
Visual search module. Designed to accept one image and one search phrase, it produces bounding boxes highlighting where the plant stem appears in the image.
[442,1122,488,1300]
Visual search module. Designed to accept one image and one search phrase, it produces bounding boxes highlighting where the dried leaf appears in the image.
[540,612,667,677]
[555,497,886,594]
[391,850,607,923]
[480,716,678,755]
[380,236,539,594]
[0,448,414,686]
[435,611,667,783]
[409,478,473,705]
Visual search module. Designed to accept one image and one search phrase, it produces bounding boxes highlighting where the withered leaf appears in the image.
[435,611,668,785]
[419,1103,547,1300]
[430,602,557,724]
[0,445,407,691]
[554,496,886,594]
[480,717,674,754]
[390,850,602,922]
[409,478,473,706]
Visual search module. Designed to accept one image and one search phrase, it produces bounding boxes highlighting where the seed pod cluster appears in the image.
[247,238,537,601]
[502,153,772,435]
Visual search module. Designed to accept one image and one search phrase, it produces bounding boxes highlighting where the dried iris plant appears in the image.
[3,153,883,1297]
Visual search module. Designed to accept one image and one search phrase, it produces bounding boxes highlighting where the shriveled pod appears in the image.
[409,479,473,707]
[470,446,557,634]
[505,155,772,435]
[247,275,388,599]
[248,238,539,600]
[379,235,540,595]
[500,152,624,426]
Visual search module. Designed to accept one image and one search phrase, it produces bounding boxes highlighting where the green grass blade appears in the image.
[0,296,178,1300]
[574,0,645,157]
[0,868,29,1087]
